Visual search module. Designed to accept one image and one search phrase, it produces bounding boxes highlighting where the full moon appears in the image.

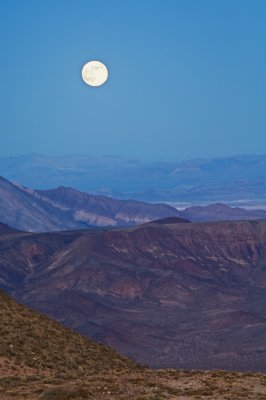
[81,60,108,87]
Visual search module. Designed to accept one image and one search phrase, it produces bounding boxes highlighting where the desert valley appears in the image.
[1,0,266,397]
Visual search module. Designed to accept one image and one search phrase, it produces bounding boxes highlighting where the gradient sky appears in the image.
[0,0,265,161]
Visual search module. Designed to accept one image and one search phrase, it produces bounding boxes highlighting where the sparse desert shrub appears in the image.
[163,386,183,395]
[128,377,146,384]
[39,385,90,400]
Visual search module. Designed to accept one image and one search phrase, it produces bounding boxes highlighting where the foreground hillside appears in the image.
[1,290,266,400]
[1,219,266,372]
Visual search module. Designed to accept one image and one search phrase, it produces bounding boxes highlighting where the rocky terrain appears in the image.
[1,219,266,372]
[0,176,181,231]
[2,290,266,400]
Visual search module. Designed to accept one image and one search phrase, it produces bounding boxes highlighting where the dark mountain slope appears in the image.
[0,229,83,293]
[0,222,22,235]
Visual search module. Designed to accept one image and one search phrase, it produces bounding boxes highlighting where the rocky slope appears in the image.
[2,290,266,400]
[1,219,266,372]
[0,176,82,232]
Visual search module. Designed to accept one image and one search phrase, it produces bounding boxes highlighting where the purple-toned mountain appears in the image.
[1,219,266,371]
[0,176,182,231]
[36,186,184,227]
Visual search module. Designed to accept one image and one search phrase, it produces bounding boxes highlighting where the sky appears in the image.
[0,0,265,161]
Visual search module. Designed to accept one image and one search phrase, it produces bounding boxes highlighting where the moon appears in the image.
[81,60,108,87]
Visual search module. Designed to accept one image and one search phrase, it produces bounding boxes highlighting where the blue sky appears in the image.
[0,0,265,161]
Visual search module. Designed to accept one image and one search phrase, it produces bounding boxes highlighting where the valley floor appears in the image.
[1,368,266,399]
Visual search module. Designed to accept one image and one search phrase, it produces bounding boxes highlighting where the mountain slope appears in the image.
[0,176,83,232]
[0,289,136,374]
[1,290,265,400]
[1,219,266,372]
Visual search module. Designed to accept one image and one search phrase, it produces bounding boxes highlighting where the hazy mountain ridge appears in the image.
[2,219,266,372]
[1,153,266,202]
[181,203,266,222]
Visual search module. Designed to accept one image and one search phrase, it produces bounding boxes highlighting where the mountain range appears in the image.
[0,175,182,231]
[1,219,266,372]
[1,175,266,233]
[1,153,266,203]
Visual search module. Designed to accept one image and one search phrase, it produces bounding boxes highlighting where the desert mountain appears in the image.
[0,175,182,231]
[1,219,266,372]
[2,290,265,400]
[35,186,184,226]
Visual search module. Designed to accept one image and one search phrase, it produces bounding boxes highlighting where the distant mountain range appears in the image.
[182,203,266,222]
[1,175,266,232]
[2,219,266,371]
[1,153,266,202]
